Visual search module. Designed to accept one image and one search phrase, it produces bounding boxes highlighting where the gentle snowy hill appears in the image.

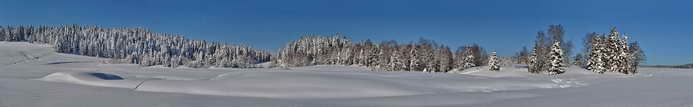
[1,41,693,107]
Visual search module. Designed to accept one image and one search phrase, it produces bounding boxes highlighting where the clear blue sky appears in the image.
[1,0,691,65]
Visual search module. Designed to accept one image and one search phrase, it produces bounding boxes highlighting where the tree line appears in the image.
[0,25,271,68]
[0,25,645,75]
[274,35,488,72]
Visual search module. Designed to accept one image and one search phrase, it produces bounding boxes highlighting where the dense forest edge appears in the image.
[0,24,655,75]
[0,25,272,68]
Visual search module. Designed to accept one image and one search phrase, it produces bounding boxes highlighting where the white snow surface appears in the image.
[1,41,693,107]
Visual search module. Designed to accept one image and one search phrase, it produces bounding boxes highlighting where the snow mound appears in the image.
[38,72,142,89]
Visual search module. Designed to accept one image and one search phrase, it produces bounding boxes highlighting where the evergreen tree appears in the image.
[488,51,500,71]
[548,41,565,75]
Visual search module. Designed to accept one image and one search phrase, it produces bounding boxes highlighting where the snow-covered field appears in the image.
[1,41,692,107]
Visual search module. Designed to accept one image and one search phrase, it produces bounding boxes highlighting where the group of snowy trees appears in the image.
[527,25,570,75]
[274,35,488,72]
[0,25,271,68]
[583,28,644,74]
[525,25,644,75]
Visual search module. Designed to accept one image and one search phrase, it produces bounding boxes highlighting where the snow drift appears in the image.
[38,72,143,89]
[37,67,586,99]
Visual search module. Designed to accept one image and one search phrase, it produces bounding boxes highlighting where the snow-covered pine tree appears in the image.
[488,51,500,71]
[586,35,606,73]
[547,41,565,75]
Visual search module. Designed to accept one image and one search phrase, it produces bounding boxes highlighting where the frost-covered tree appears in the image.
[586,35,605,73]
[488,51,500,71]
[547,41,566,75]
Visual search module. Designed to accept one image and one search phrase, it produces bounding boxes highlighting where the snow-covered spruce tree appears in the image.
[548,25,574,64]
[488,51,500,71]
[547,41,566,75]
[586,35,604,73]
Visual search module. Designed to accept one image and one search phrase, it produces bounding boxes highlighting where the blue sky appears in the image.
[1,0,691,65]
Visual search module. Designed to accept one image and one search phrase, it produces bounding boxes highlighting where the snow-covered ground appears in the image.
[1,41,692,107]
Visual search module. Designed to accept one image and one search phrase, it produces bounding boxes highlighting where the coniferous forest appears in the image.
[0,25,271,68]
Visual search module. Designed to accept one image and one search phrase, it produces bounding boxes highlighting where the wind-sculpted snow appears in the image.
[38,72,142,89]
[37,69,586,99]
